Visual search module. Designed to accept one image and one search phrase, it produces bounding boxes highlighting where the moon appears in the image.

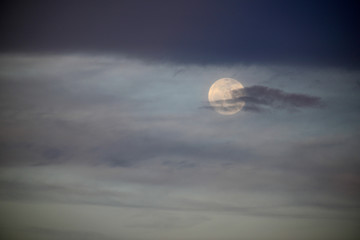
[208,78,245,115]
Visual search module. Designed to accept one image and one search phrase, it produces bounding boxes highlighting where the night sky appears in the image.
[1,1,360,240]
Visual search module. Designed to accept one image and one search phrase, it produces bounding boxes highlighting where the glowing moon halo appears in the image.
[208,78,245,115]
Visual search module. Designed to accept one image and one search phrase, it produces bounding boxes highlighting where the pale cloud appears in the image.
[1,54,360,240]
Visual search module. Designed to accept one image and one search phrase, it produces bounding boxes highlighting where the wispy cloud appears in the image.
[1,54,360,240]
[206,85,323,113]
[238,85,322,110]
[26,227,119,240]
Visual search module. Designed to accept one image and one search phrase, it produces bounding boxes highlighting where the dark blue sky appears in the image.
[1,0,359,67]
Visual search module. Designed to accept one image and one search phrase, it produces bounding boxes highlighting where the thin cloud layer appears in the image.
[1,54,360,240]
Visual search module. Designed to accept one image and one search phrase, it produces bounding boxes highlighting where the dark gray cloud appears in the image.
[206,85,322,113]
[0,142,69,166]
[234,85,323,112]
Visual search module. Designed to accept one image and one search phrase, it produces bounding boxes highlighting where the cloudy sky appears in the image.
[1,1,360,240]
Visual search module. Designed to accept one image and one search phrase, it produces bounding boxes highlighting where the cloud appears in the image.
[24,227,119,240]
[236,85,323,112]
[206,85,323,113]
[1,54,360,239]
[1,164,359,222]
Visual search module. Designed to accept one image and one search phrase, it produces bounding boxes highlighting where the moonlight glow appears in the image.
[208,78,245,115]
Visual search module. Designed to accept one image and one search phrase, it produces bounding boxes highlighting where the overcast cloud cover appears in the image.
[1,1,360,240]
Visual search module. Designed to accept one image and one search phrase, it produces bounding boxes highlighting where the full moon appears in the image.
[208,78,245,115]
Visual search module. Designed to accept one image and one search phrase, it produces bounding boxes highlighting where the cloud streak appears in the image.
[238,85,323,112]
[206,85,322,113]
